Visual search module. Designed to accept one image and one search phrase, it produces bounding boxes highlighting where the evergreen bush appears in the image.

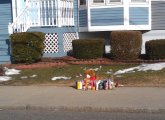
[145,39,165,60]
[111,31,142,60]
[72,39,104,59]
[10,32,45,64]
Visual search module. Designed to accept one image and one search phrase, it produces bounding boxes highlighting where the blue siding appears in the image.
[0,0,11,64]
[90,7,124,26]
[129,7,149,25]
[0,4,12,33]
[152,1,165,30]
[79,10,87,27]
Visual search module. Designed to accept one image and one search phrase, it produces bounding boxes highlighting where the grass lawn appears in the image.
[1,64,165,87]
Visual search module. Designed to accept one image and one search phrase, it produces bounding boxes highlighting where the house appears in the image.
[0,0,165,64]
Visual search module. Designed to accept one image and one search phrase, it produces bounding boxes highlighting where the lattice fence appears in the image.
[63,32,78,52]
[44,33,59,53]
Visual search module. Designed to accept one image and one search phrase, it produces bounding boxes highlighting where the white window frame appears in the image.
[131,0,148,3]
[129,0,149,5]
[92,0,123,5]
[108,0,122,3]
[92,0,105,5]
[107,0,123,5]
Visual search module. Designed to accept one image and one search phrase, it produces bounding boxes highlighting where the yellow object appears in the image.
[77,81,82,90]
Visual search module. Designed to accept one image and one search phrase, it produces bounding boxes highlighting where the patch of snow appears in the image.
[21,76,28,79]
[51,76,71,81]
[106,69,113,74]
[90,66,102,71]
[0,76,12,82]
[116,75,123,78]
[4,67,21,75]
[30,75,37,78]
[76,73,82,78]
[114,62,165,75]
[83,66,102,72]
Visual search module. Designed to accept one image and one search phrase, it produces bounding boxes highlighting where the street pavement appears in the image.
[0,86,165,112]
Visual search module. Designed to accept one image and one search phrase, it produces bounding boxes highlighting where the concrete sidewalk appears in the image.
[0,86,165,112]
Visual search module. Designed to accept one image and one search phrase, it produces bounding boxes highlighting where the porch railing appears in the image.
[8,0,74,34]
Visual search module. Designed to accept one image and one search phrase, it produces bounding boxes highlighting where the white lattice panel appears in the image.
[63,32,78,52]
[44,33,59,53]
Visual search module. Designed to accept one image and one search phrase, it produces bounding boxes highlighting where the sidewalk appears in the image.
[0,86,165,112]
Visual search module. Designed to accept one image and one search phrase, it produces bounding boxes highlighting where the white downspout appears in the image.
[124,0,129,30]
[12,0,17,22]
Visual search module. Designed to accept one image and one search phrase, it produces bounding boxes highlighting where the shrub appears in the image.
[72,39,104,59]
[145,39,165,60]
[10,32,45,64]
[111,31,142,60]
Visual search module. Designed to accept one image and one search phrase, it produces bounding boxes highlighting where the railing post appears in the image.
[51,0,54,26]
[55,0,58,26]
[38,0,41,26]
[71,0,74,26]
[57,0,62,27]
[44,0,47,26]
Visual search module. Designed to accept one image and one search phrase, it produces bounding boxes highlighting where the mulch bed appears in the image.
[3,56,165,70]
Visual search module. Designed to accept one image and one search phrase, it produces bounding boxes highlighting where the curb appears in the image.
[1,105,165,113]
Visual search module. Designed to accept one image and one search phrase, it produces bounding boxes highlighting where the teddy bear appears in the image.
[83,69,96,90]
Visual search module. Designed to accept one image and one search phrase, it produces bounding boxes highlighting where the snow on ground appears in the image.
[83,66,102,71]
[4,67,21,75]
[20,75,38,79]
[0,67,21,82]
[51,76,71,81]
[30,74,37,78]
[0,76,12,82]
[21,76,28,79]
[114,62,165,75]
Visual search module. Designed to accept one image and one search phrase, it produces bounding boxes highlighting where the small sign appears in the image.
[105,45,111,53]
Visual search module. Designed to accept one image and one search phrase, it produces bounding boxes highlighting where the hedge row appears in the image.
[145,39,165,60]
[110,31,142,60]
[72,39,104,59]
[10,31,164,63]
[10,32,45,64]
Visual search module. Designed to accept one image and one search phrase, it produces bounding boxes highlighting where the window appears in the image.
[107,0,122,5]
[80,0,86,5]
[93,0,104,3]
[109,0,121,2]
[131,0,147,2]
[92,0,122,5]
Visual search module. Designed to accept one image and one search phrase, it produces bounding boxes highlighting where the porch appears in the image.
[9,0,75,34]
